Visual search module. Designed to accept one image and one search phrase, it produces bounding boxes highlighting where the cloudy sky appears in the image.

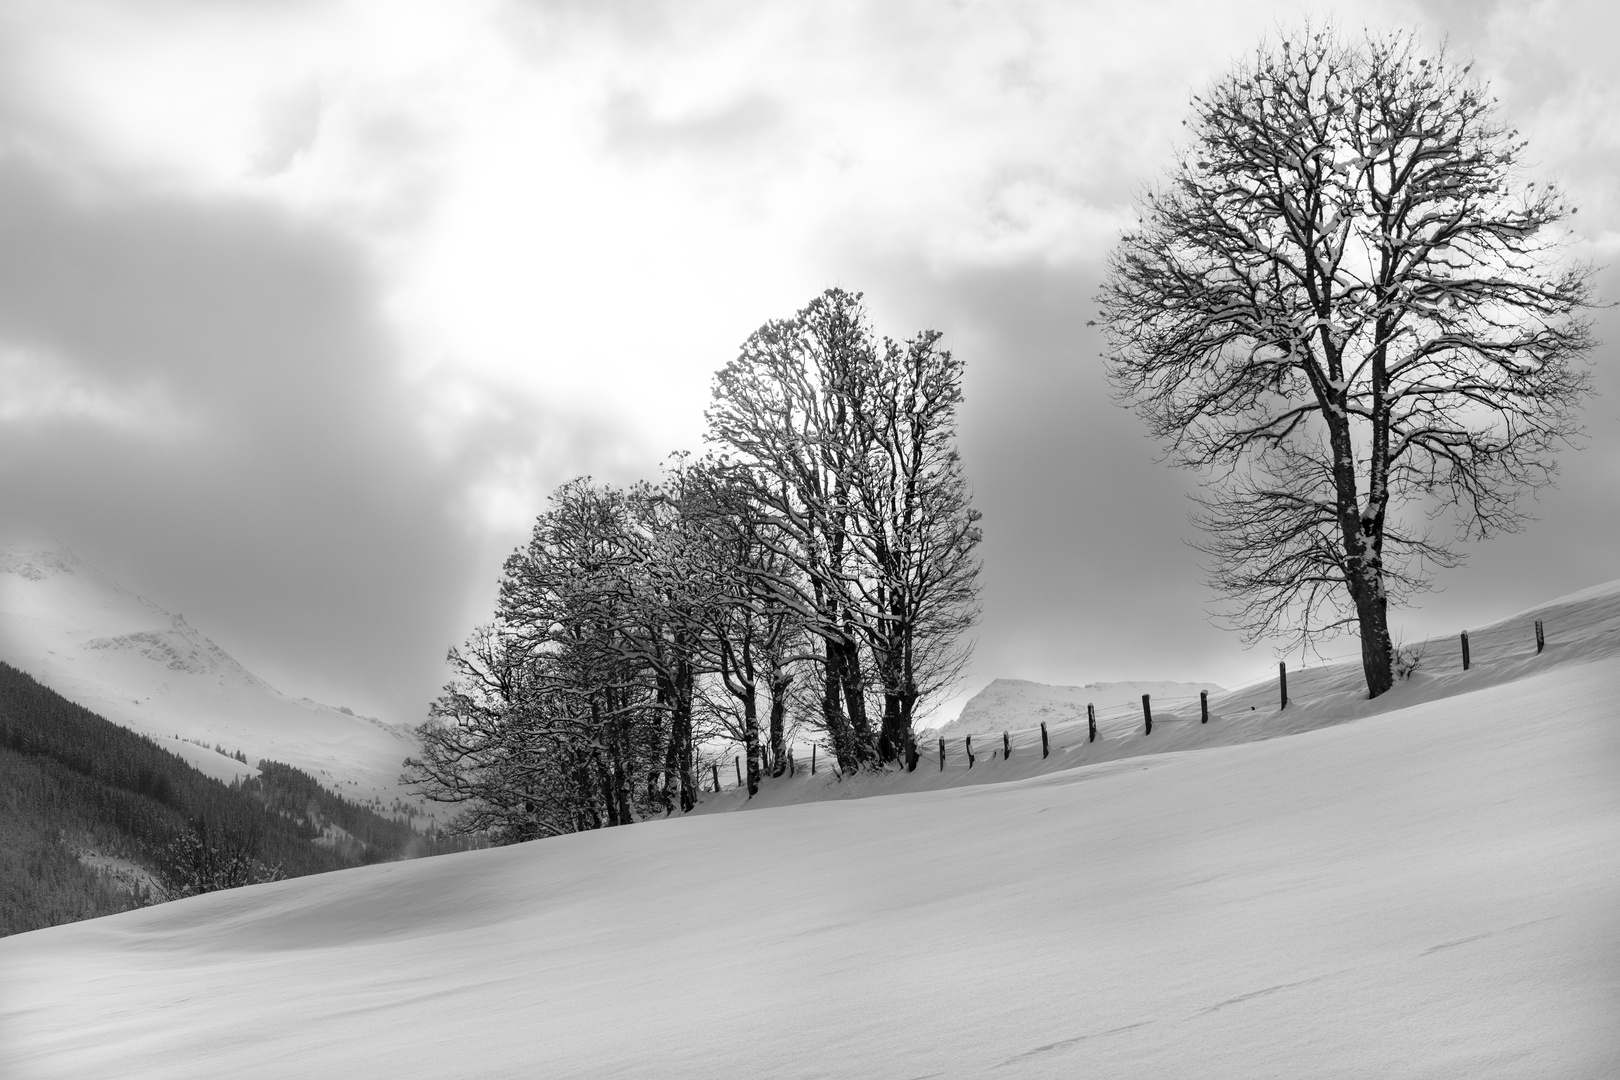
[2,0,1616,726]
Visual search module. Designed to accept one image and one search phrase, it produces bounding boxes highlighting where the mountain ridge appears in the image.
[0,540,424,814]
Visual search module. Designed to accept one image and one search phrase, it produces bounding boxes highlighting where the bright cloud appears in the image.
[0,0,1613,723]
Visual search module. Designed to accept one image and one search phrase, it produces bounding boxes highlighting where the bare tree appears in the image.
[707,289,882,770]
[1097,25,1597,697]
[405,626,607,841]
[409,480,680,838]
[502,480,657,827]
[621,475,712,815]
[707,288,982,767]
[845,330,981,762]
[163,817,283,897]
[409,468,816,833]
[676,465,814,793]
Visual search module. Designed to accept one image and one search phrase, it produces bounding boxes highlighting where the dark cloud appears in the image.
[855,256,1250,693]
[852,252,1620,698]
[0,152,599,723]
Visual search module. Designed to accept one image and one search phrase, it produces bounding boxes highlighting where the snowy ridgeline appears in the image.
[2,579,1618,1078]
[933,677,1224,740]
[0,541,431,818]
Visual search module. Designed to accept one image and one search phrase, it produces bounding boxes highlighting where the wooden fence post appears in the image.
[1088,704,1096,744]
[939,736,946,771]
[1040,721,1049,759]
[1142,694,1152,735]
[966,735,975,768]
[1279,662,1288,709]
[811,744,817,775]
[1535,619,1545,654]
[735,757,743,789]
[1201,689,1209,724]
[1003,731,1011,760]
[1461,631,1471,670]
[712,762,721,793]
[789,752,795,776]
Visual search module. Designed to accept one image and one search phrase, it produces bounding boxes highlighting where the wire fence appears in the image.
[698,615,1560,794]
[696,692,1209,792]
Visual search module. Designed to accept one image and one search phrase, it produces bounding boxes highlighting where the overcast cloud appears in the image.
[2,0,1616,725]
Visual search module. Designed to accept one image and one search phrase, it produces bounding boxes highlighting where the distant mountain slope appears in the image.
[934,677,1223,738]
[0,542,421,812]
[0,662,467,937]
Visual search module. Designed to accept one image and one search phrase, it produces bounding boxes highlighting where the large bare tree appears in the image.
[1098,26,1596,697]
[707,289,981,767]
[706,290,884,769]
[845,330,981,761]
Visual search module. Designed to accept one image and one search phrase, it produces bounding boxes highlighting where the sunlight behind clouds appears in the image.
[0,0,1613,723]
[0,0,1491,486]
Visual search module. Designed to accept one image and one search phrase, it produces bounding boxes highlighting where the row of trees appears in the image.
[405,290,983,842]
[408,23,1600,843]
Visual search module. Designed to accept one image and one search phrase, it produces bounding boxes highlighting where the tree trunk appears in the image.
[570,748,600,831]
[743,693,760,797]
[768,673,790,777]
[873,597,911,764]
[878,690,904,765]
[591,746,618,828]
[877,656,916,766]
[1349,570,1395,698]
[822,640,858,770]
[597,696,634,827]
[656,675,678,816]
[674,656,696,812]
[617,699,636,824]
[837,636,875,766]
[1327,394,1395,700]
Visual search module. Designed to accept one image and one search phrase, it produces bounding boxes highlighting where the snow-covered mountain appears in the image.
[935,676,1224,738]
[0,541,422,811]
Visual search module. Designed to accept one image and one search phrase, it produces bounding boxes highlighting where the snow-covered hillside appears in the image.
[2,580,1616,1078]
[0,541,421,810]
[698,583,1620,809]
[935,677,1223,739]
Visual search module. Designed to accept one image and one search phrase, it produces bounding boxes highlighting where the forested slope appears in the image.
[0,662,464,937]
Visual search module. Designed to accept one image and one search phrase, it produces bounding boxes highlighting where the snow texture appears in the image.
[2,580,1617,1077]
[0,541,422,808]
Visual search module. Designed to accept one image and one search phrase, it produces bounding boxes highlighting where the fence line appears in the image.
[694,616,1556,794]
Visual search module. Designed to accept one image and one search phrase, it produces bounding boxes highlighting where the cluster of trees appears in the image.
[162,817,285,898]
[244,760,454,863]
[407,22,1599,850]
[1,744,153,935]
[405,289,983,842]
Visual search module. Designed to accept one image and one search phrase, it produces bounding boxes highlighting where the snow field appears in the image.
[3,639,1617,1077]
